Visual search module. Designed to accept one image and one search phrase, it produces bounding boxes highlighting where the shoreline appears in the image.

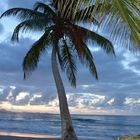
[0,132,59,138]
[0,132,114,140]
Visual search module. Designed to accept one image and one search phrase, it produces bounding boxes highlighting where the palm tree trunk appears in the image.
[51,47,78,140]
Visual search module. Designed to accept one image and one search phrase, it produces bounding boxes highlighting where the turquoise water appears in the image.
[0,111,140,139]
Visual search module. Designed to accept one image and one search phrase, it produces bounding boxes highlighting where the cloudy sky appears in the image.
[0,0,140,115]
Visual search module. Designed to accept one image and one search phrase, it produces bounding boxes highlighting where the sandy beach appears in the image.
[0,132,59,139]
[0,132,113,140]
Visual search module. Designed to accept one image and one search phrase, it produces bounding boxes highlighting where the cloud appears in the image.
[0,35,140,115]
[107,98,114,105]
[0,35,53,88]
[0,0,140,115]
[0,85,140,114]
[0,86,56,105]
[121,51,140,75]
[0,85,140,115]
[48,93,107,109]
[16,92,30,101]
[124,98,140,107]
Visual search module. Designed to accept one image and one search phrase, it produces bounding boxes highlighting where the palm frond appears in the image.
[71,4,99,24]
[34,2,56,16]
[74,0,100,22]
[11,18,52,42]
[82,42,98,79]
[69,27,98,79]
[98,0,140,49]
[23,27,53,78]
[53,0,74,17]
[53,0,98,20]
[54,0,106,23]
[0,8,47,21]
[59,0,140,49]
[111,0,140,47]
[61,40,77,87]
[73,25,115,55]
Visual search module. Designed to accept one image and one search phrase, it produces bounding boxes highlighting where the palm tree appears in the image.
[53,0,140,49]
[1,1,114,140]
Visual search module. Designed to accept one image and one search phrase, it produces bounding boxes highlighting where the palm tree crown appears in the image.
[1,1,114,87]
[53,0,140,50]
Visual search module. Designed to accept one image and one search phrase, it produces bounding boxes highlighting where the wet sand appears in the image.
[0,132,114,140]
[0,132,59,140]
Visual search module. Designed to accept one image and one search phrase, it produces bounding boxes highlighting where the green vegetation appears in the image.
[53,0,140,49]
[120,134,140,140]
[134,134,140,139]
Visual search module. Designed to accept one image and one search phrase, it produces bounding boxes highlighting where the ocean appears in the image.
[0,111,140,139]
